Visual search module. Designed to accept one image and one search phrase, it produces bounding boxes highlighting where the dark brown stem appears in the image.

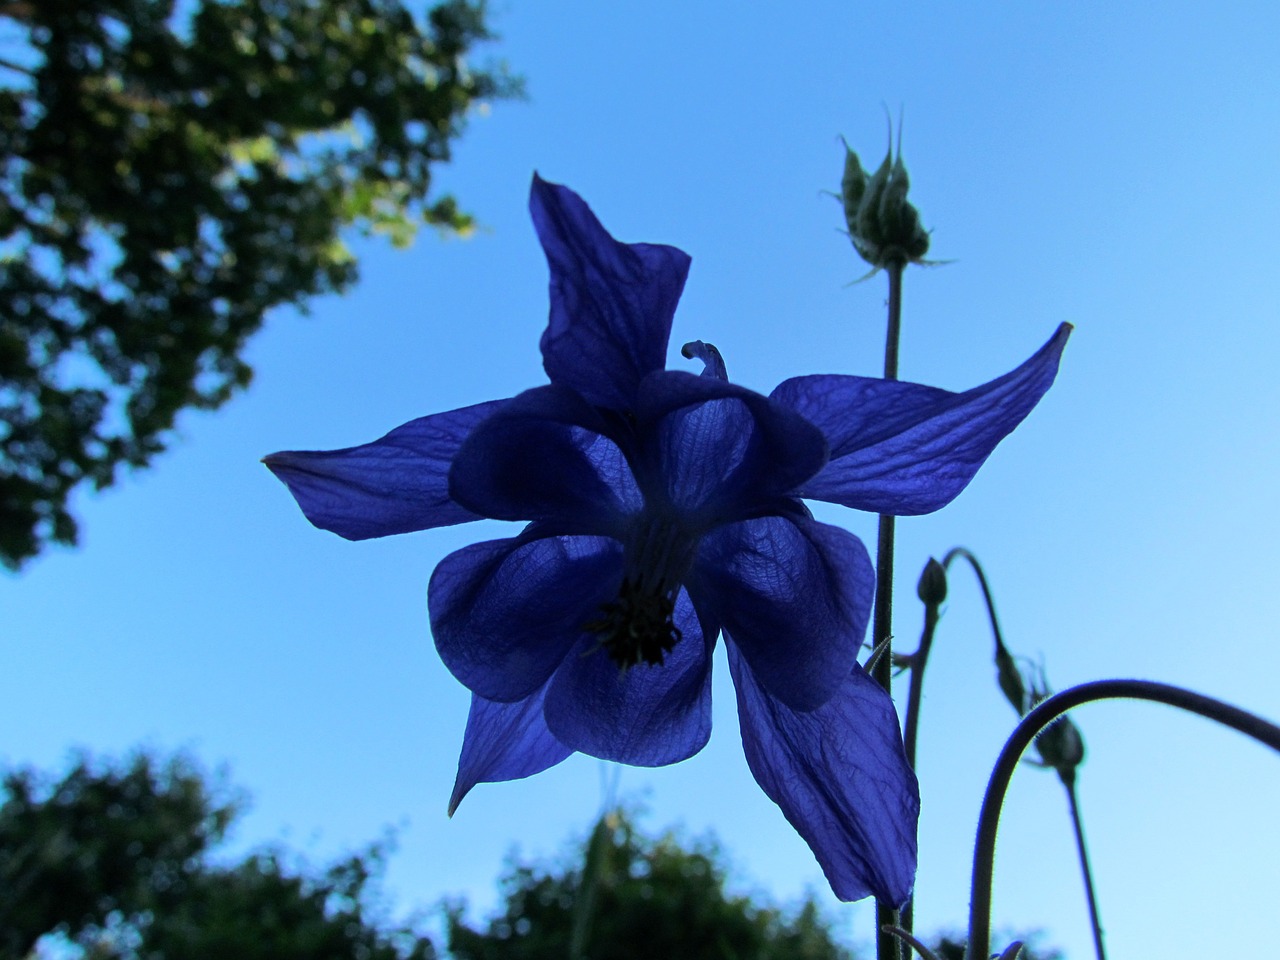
[873,259,906,960]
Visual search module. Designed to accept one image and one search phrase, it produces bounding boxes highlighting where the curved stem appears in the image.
[902,605,938,770]
[966,679,1280,960]
[1065,780,1107,960]
[874,260,906,960]
[942,547,1009,658]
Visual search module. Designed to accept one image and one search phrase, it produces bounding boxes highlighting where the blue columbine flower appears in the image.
[264,175,1070,907]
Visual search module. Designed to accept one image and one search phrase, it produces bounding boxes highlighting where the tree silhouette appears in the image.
[0,752,434,959]
[446,809,855,960]
[0,0,517,569]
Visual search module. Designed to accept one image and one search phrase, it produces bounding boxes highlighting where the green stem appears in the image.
[874,261,905,960]
[1065,779,1107,960]
[896,595,938,939]
[965,679,1280,960]
[941,547,1009,658]
[901,607,937,771]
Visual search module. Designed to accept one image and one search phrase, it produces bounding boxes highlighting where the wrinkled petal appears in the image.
[544,589,713,766]
[429,532,622,703]
[688,513,872,711]
[633,371,828,518]
[449,385,640,532]
[448,683,572,816]
[728,644,919,905]
[771,324,1071,514]
[532,175,692,412]
[680,340,728,380]
[264,400,504,540]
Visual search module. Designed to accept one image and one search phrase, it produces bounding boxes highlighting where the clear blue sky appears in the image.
[5,2,1280,956]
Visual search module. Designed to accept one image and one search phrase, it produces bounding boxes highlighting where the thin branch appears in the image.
[965,679,1280,960]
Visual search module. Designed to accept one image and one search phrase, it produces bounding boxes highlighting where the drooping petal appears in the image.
[543,589,713,766]
[449,385,641,532]
[263,400,504,540]
[448,683,573,816]
[429,532,622,703]
[532,175,692,412]
[771,324,1071,515]
[687,513,872,711]
[728,644,919,906]
[634,371,828,518]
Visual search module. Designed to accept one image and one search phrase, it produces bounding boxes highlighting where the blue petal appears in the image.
[429,532,623,703]
[448,683,573,816]
[263,400,504,540]
[543,589,713,766]
[449,385,641,532]
[634,371,829,517]
[532,175,692,412]
[688,513,872,711]
[771,324,1071,514]
[728,644,919,905]
[680,340,728,380]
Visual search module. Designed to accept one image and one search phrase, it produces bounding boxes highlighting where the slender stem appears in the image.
[897,598,938,938]
[942,547,1008,657]
[0,56,34,77]
[874,260,906,960]
[1065,780,1107,960]
[966,679,1280,960]
[883,261,903,380]
[901,606,938,770]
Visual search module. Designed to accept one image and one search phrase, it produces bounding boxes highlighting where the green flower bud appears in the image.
[994,644,1027,715]
[838,129,932,272]
[1028,670,1086,787]
[916,557,948,606]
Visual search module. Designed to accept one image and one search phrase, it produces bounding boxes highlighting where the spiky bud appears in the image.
[839,135,931,271]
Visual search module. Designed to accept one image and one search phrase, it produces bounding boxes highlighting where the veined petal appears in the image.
[532,175,691,412]
[635,371,828,518]
[771,324,1071,515]
[544,589,713,766]
[728,644,919,906]
[449,384,642,532]
[429,532,622,703]
[688,513,872,711]
[263,400,503,540]
[448,684,573,816]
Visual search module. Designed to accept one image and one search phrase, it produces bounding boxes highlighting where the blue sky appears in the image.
[5,2,1280,956]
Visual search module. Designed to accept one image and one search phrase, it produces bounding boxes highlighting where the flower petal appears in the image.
[449,384,641,532]
[532,175,692,412]
[634,371,829,518]
[543,589,713,766]
[688,513,872,711]
[728,644,919,905]
[771,324,1071,514]
[263,400,504,540]
[448,683,573,816]
[429,532,622,702]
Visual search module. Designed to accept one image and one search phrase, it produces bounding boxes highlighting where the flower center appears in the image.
[584,576,682,668]
[584,515,696,669]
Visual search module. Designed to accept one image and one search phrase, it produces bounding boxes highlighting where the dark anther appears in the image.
[584,578,682,669]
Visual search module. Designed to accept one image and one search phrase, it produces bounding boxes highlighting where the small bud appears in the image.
[994,645,1027,716]
[837,125,932,272]
[1028,668,1086,786]
[1035,715,1086,787]
[916,557,948,606]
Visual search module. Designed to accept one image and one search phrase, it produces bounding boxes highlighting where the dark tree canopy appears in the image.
[0,753,1063,960]
[0,0,517,569]
[0,752,436,960]
[446,810,856,960]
